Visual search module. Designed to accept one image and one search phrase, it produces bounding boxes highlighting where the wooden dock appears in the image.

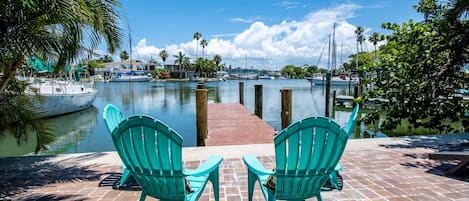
[205,103,276,146]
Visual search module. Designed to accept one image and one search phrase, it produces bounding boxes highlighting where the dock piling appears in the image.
[325,72,331,117]
[196,88,208,146]
[239,82,244,105]
[281,88,292,129]
[254,85,263,118]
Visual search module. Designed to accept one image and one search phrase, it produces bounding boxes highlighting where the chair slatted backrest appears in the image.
[103,104,125,134]
[112,115,186,200]
[273,117,348,200]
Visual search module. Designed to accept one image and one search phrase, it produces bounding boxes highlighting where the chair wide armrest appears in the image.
[184,155,223,176]
[243,155,274,175]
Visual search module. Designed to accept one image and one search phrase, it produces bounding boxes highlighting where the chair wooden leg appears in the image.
[247,171,256,201]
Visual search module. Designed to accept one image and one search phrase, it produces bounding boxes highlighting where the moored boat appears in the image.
[110,71,151,82]
[26,79,97,118]
[307,74,359,86]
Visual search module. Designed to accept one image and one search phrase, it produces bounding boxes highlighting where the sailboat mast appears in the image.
[332,23,336,71]
[129,33,132,70]
[327,34,331,71]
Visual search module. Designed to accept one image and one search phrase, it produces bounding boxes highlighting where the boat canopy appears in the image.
[27,56,85,81]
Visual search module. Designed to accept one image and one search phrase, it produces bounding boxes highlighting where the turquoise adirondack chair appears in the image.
[112,115,223,201]
[243,105,359,201]
[103,104,131,188]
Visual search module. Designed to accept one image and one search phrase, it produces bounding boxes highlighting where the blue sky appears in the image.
[103,0,422,69]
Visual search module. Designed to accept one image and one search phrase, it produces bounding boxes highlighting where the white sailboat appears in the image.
[24,57,97,118]
[110,32,151,82]
[26,78,97,118]
[307,23,358,86]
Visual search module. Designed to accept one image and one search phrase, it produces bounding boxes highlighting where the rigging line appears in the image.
[316,36,329,67]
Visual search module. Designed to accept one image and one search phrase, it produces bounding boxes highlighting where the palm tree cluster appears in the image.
[153,32,222,79]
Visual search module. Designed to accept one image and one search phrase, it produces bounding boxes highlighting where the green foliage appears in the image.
[120,51,129,61]
[0,79,54,153]
[195,58,216,77]
[280,64,321,78]
[343,52,375,71]
[0,0,123,148]
[364,0,469,133]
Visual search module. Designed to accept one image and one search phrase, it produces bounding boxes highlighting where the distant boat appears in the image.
[110,71,152,82]
[307,74,359,86]
[26,79,98,118]
[258,75,274,79]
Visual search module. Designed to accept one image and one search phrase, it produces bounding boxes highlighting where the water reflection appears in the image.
[40,106,98,154]
[0,106,98,156]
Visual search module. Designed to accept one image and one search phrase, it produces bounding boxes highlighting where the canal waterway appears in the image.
[36,79,381,155]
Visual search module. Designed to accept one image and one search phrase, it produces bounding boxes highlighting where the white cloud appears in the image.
[132,38,162,61]
[230,17,255,24]
[275,1,302,9]
[130,3,377,69]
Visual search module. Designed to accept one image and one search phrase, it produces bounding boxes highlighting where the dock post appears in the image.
[239,82,244,105]
[325,72,331,117]
[197,81,205,89]
[353,85,359,107]
[332,90,337,106]
[254,84,263,118]
[196,88,208,146]
[281,88,292,129]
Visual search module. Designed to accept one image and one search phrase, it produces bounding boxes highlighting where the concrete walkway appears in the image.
[1,134,468,201]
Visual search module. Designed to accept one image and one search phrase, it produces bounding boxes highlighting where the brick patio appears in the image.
[1,134,468,201]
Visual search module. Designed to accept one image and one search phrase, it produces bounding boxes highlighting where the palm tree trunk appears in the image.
[0,63,18,93]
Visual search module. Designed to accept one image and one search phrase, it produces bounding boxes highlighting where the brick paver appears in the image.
[1,139,468,201]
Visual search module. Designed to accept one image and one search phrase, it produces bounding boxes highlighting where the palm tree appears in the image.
[101,55,113,63]
[173,51,190,77]
[120,51,129,61]
[354,26,365,70]
[159,49,168,68]
[193,32,202,59]
[368,32,380,62]
[0,0,123,152]
[200,39,208,58]
[213,54,222,71]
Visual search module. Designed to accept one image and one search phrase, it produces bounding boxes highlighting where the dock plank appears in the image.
[205,103,276,146]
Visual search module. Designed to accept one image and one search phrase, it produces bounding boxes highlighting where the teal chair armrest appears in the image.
[335,163,343,172]
[243,155,275,176]
[184,155,223,176]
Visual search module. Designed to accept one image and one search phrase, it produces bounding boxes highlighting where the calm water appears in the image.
[36,79,376,155]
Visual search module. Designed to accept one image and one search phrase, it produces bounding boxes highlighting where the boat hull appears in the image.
[31,89,97,118]
[307,77,358,86]
[110,75,151,82]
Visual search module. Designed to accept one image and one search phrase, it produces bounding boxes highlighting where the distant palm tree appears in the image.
[193,32,202,59]
[173,51,190,73]
[101,55,113,63]
[120,51,129,61]
[368,32,382,62]
[213,54,222,71]
[354,26,365,70]
[159,49,168,68]
[200,39,208,58]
